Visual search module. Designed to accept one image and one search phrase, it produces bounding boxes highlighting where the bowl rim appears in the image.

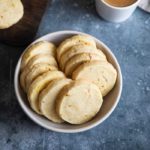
[14,30,123,133]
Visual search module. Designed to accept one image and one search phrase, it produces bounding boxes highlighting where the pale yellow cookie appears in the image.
[25,54,58,69]
[72,61,117,96]
[0,0,24,29]
[25,64,57,91]
[56,80,103,124]
[60,44,106,70]
[57,35,96,60]
[39,78,72,123]
[65,53,104,77]
[21,41,56,70]
[20,54,58,92]
[27,71,65,114]
[20,66,33,92]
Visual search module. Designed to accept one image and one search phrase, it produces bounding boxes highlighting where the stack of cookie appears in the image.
[57,35,117,97]
[20,41,67,123]
[20,35,117,125]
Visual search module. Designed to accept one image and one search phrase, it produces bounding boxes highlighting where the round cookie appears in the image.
[56,80,103,124]
[57,35,96,60]
[20,54,58,92]
[65,53,104,77]
[0,0,24,29]
[21,41,56,70]
[39,78,72,123]
[72,61,117,96]
[25,64,57,91]
[27,71,65,114]
[60,44,106,70]
[25,54,58,69]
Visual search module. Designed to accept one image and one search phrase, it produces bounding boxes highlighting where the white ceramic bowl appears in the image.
[14,30,122,133]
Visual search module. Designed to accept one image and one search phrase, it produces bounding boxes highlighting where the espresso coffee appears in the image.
[104,0,137,7]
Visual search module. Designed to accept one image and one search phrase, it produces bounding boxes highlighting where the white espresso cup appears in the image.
[95,0,141,22]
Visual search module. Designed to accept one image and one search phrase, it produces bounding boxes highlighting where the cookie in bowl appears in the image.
[20,34,117,121]
[56,80,103,124]
[59,44,106,70]
[14,31,122,133]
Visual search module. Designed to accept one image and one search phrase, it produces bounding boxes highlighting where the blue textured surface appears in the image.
[0,0,150,149]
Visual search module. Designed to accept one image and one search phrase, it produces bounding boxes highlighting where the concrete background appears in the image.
[0,0,150,149]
